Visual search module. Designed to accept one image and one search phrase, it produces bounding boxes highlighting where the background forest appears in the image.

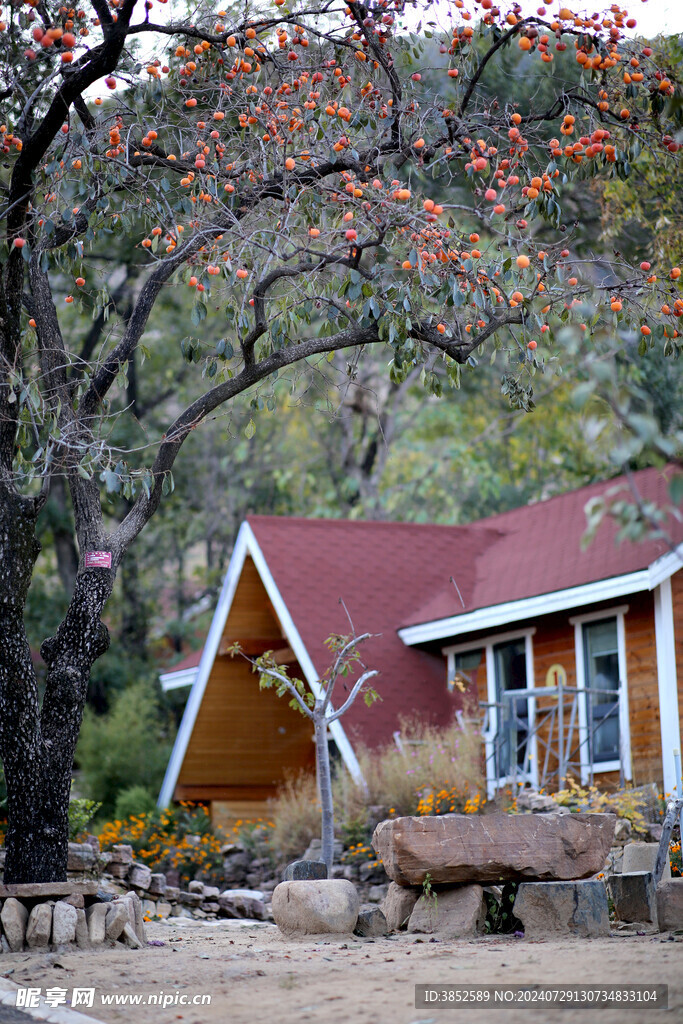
[4,26,681,823]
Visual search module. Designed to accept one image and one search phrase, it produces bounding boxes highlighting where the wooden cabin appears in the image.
[159,464,683,821]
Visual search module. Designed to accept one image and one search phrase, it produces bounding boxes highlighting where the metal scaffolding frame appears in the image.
[480,679,626,794]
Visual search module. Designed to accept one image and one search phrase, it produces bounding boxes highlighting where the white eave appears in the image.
[158,521,363,808]
[399,544,682,648]
[160,667,199,692]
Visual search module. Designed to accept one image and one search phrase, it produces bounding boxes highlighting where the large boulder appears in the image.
[408,884,486,939]
[656,878,683,932]
[272,879,359,936]
[513,880,610,938]
[373,813,616,886]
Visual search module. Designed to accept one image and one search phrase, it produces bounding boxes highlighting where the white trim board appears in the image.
[648,544,683,589]
[158,522,251,807]
[160,667,199,692]
[399,570,651,647]
[158,522,362,808]
[654,577,682,794]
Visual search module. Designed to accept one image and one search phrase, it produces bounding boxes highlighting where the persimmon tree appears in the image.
[0,0,681,883]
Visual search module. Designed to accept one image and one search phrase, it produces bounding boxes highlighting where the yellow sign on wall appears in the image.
[545,663,567,688]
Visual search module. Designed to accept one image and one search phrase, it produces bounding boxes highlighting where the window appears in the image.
[449,648,484,693]
[493,638,529,773]
[582,618,620,763]
[570,606,631,781]
[443,629,536,793]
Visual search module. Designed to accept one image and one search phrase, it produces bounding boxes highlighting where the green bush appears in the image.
[77,679,172,816]
[68,797,101,841]
[114,785,158,821]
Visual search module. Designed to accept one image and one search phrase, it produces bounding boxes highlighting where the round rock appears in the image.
[271,879,359,936]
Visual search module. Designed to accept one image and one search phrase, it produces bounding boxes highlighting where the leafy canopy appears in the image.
[0,0,680,547]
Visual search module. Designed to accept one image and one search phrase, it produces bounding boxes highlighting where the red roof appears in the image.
[162,648,203,674]
[247,516,465,747]
[405,463,683,629]
[246,464,682,748]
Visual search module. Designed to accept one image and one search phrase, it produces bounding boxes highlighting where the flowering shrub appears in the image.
[339,716,486,824]
[551,779,648,831]
[341,843,382,870]
[417,787,484,816]
[98,803,225,888]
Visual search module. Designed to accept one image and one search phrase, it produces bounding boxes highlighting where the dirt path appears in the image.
[1,919,681,1024]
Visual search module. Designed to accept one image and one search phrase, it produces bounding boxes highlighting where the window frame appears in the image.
[443,627,537,794]
[569,605,631,783]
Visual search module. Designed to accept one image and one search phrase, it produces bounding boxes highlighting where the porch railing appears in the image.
[479,679,626,794]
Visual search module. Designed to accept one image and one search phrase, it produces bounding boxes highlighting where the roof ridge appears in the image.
[247,464,678,534]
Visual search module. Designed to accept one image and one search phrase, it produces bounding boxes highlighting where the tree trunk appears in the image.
[119,520,148,657]
[49,476,79,599]
[0,484,114,882]
[314,713,335,874]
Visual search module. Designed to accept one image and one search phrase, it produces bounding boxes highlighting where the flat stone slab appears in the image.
[0,880,99,899]
[622,841,671,880]
[283,860,327,882]
[513,880,610,938]
[373,813,616,886]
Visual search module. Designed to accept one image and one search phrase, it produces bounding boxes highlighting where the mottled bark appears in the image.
[0,480,114,882]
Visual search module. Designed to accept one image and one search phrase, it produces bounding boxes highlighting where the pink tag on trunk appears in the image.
[84,551,112,569]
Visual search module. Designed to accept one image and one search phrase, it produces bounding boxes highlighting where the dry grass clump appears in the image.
[336,715,486,826]
[267,717,486,861]
[268,772,321,863]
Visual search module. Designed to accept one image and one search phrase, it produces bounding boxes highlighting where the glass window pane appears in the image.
[451,648,484,694]
[493,639,528,774]
[583,618,620,763]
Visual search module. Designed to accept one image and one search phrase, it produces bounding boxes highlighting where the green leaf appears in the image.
[245,419,256,439]
[670,475,683,508]
[103,469,121,493]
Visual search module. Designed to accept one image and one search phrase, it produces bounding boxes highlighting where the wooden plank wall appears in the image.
[624,591,661,785]
[176,556,316,806]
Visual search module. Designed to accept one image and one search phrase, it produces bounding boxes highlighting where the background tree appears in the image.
[0,0,681,883]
